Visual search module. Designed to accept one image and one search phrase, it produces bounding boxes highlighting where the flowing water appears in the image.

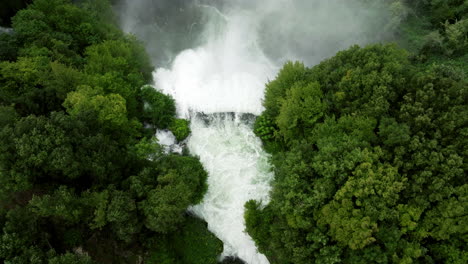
[187,114,272,263]
[118,0,395,263]
[153,8,277,261]
[0,27,12,34]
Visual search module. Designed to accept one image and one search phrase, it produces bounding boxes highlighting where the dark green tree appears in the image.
[247,43,468,264]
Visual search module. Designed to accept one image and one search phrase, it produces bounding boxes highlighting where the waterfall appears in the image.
[118,1,395,263]
[153,6,276,262]
[187,114,273,263]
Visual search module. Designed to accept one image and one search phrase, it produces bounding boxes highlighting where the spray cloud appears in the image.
[117,1,396,263]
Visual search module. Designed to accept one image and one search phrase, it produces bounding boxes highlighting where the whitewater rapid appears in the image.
[154,5,276,117]
[153,5,276,263]
[117,1,397,262]
[188,114,273,263]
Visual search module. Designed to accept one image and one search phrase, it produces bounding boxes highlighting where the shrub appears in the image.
[169,118,191,142]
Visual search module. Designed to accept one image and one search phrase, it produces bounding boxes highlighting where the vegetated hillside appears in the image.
[397,0,468,72]
[246,1,467,263]
[0,0,224,263]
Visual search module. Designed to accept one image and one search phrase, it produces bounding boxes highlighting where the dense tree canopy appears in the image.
[247,4,467,263]
[247,17,467,264]
[397,0,468,72]
[1,0,466,264]
[0,0,217,263]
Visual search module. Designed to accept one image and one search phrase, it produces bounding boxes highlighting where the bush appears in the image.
[172,217,223,264]
[140,85,176,129]
[169,118,191,142]
[253,114,276,141]
[263,61,309,120]
[246,44,468,263]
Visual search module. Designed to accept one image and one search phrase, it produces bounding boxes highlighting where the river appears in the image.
[118,0,394,263]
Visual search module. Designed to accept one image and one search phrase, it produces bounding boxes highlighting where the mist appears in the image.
[117,0,395,116]
[117,0,394,67]
[116,1,396,263]
[116,0,211,67]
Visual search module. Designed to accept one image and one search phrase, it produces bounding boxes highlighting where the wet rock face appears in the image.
[221,256,247,264]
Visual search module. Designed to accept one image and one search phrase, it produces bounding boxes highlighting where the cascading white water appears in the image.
[187,114,273,264]
[156,129,183,154]
[154,5,276,263]
[119,0,396,263]
[154,5,276,117]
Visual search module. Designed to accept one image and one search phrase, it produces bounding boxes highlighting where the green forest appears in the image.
[0,0,227,263]
[247,1,468,263]
[0,0,467,264]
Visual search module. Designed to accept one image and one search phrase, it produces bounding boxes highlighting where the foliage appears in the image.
[248,43,468,263]
[253,114,276,141]
[84,38,153,117]
[2,0,466,264]
[140,85,176,129]
[442,18,468,56]
[0,1,211,263]
[147,217,224,264]
[171,217,224,264]
[404,0,468,26]
[0,32,19,61]
[48,253,97,264]
[276,81,325,143]
[398,0,468,72]
[169,118,191,142]
[262,61,309,120]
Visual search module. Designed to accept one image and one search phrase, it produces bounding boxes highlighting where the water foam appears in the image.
[144,1,396,263]
[150,4,277,262]
[188,115,273,264]
[154,6,276,117]
[156,130,183,154]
